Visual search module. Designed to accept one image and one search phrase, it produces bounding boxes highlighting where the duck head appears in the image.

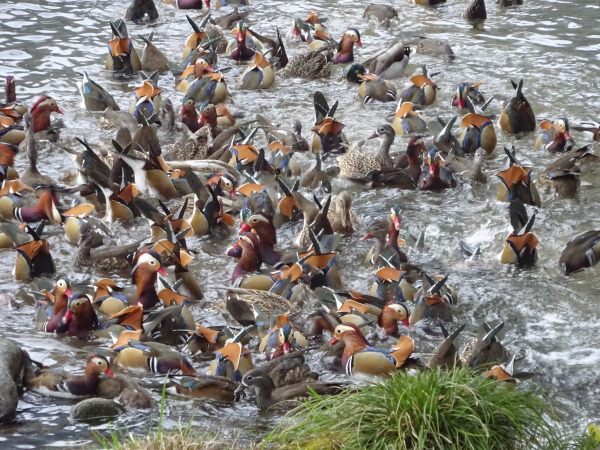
[85,354,115,378]
[131,250,167,309]
[30,97,62,133]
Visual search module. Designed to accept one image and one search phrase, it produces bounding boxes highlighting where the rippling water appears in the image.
[1,0,600,446]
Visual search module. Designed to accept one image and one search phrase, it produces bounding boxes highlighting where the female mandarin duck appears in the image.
[534,118,574,152]
[536,146,597,199]
[237,52,275,90]
[167,374,238,402]
[463,322,509,370]
[234,368,344,410]
[362,210,408,267]
[498,79,536,133]
[391,102,428,135]
[131,250,168,309]
[27,354,115,398]
[559,230,600,275]
[451,82,485,113]
[330,324,415,381]
[327,191,360,235]
[460,113,497,155]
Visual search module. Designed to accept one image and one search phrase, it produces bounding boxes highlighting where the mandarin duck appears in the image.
[333,28,363,64]
[337,299,410,336]
[124,0,159,22]
[355,73,397,104]
[498,79,536,133]
[112,338,195,375]
[330,324,416,381]
[500,214,539,267]
[258,314,307,360]
[409,275,454,325]
[63,294,99,339]
[35,277,73,333]
[228,233,275,289]
[460,148,488,184]
[239,212,282,267]
[362,210,408,268]
[167,375,238,402]
[185,71,230,105]
[130,250,168,309]
[1,96,62,146]
[105,20,142,74]
[0,142,19,182]
[459,113,497,155]
[20,113,57,187]
[140,34,169,73]
[234,369,344,411]
[399,68,437,106]
[362,4,399,28]
[181,14,213,61]
[534,118,574,153]
[0,188,62,224]
[410,0,446,4]
[228,21,256,62]
[12,225,55,281]
[177,57,214,93]
[536,146,597,199]
[392,137,425,185]
[237,53,275,90]
[78,71,119,112]
[559,230,600,275]
[428,323,465,369]
[463,322,509,371]
[224,286,299,329]
[129,80,163,120]
[256,115,309,153]
[483,354,534,383]
[496,147,541,206]
[572,119,600,142]
[163,0,209,10]
[311,92,348,155]
[26,355,115,398]
[96,373,153,408]
[391,102,428,135]
[327,191,360,235]
[450,82,485,113]
[419,150,457,191]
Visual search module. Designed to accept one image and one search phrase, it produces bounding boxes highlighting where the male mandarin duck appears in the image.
[498,79,536,134]
[409,275,454,325]
[60,294,99,339]
[333,28,363,65]
[362,4,398,28]
[12,225,55,281]
[78,71,119,112]
[185,70,230,105]
[228,232,275,289]
[362,209,408,268]
[409,0,446,5]
[459,113,497,155]
[419,150,457,191]
[259,314,307,360]
[483,354,534,383]
[451,82,485,113]
[534,118,574,153]
[369,266,415,303]
[428,323,465,369]
[559,230,600,275]
[228,21,256,62]
[237,52,275,90]
[463,322,509,371]
[1,97,62,146]
[500,213,539,267]
[131,249,168,309]
[124,0,159,22]
[239,212,282,267]
[129,80,163,120]
[0,188,62,224]
[496,148,541,206]
[330,324,416,381]
[177,57,214,93]
[181,14,212,61]
[391,102,428,135]
[355,72,397,104]
[36,278,73,333]
[393,137,425,185]
[167,375,238,402]
[26,354,115,398]
[180,97,201,133]
[234,368,344,410]
[112,338,196,375]
[362,41,411,79]
[197,102,221,138]
[338,299,410,336]
[399,69,437,106]
[0,142,19,182]
[105,20,142,74]
[163,0,209,10]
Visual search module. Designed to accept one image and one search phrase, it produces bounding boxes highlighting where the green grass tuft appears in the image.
[264,368,570,450]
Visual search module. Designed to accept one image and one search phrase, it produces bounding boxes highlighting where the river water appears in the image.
[0,0,599,447]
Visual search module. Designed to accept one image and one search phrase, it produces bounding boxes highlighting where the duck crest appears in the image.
[233,233,262,281]
[131,251,164,309]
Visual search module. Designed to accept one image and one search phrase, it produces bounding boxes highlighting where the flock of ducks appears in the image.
[1,0,600,425]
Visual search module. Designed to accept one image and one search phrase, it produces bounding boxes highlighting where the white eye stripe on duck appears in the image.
[132,253,160,272]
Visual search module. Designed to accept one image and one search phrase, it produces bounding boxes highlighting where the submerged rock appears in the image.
[0,337,35,423]
[69,398,124,422]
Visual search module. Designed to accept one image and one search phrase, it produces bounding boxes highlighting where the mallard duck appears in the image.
[278,50,331,80]
[124,0,159,22]
[362,41,411,79]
